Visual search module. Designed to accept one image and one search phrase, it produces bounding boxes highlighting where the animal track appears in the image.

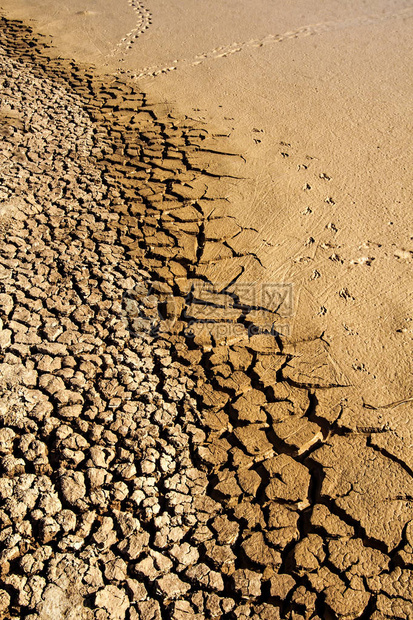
[108,0,152,59]
[126,6,413,79]
[394,247,413,261]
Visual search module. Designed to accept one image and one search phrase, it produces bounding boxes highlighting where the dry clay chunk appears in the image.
[313,435,413,549]
[264,454,310,505]
[282,339,348,387]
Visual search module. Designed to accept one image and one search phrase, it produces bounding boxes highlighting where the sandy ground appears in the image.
[2,0,413,408]
[0,2,413,619]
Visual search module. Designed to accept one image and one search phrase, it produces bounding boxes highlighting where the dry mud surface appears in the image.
[0,17,413,620]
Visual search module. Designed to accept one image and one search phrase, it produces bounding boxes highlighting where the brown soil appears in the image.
[0,16,412,620]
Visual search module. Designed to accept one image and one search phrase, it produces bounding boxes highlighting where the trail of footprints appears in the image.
[119,5,413,79]
[276,139,413,342]
[0,17,413,620]
[108,0,152,59]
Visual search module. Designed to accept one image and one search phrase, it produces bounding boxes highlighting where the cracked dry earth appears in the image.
[0,17,413,620]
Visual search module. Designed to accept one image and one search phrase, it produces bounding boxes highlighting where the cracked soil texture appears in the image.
[0,17,413,620]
